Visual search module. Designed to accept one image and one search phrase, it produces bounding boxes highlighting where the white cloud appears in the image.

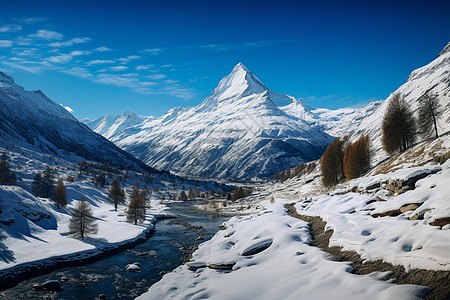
[29,29,63,40]
[61,104,74,113]
[142,48,163,55]
[139,81,156,86]
[0,24,22,32]
[94,46,112,52]
[46,50,90,64]
[161,64,172,68]
[136,64,154,70]
[118,55,141,63]
[49,37,91,47]
[60,67,93,79]
[17,17,46,24]
[110,66,128,72]
[94,73,139,88]
[16,37,33,46]
[87,59,115,66]
[2,61,44,73]
[146,74,166,80]
[0,40,13,47]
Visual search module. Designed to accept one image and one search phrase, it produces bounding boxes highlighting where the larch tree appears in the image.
[69,198,98,238]
[382,93,416,155]
[127,193,146,225]
[321,137,347,187]
[179,190,188,201]
[417,91,441,139]
[54,178,67,208]
[343,135,371,180]
[188,188,194,200]
[109,179,125,211]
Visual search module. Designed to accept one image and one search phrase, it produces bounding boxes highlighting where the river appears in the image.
[0,201,228,300]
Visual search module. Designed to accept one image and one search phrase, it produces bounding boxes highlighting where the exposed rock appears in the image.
[98,294,106,299]
[42,280,61,291]
[430,217,450,227]
[32,283,43,291]
[207,262,235,270]
[241,239,273,256]
[399,203,420,213]
[218,224,228,230]
[126,263,141,272]
[60,276,69,282]
[186,261,207,271]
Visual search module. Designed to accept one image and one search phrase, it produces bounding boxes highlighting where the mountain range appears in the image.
[86,42,450,180]
[0,72,154,171]
[85,63,334,180]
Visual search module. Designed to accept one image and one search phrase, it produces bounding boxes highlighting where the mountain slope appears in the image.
[0,72,152,170]
[89,63,333,180]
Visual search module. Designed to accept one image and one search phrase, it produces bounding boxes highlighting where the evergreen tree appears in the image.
[127,194,146,225]
[382,93,416,154]
[69,199,98,238]
[195,187,201,198]
[418,91,441,139]
[54,178,67,208]
[109,179,125,211]
[0,152,11,185]
[42,165,55,198]
[32,173,42,196]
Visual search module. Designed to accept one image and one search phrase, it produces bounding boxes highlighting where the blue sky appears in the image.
[0,0,448,120]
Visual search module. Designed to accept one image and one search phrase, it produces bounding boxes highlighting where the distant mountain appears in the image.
[87,63,333,180]
[0,72,153,171]
[281,41,450,162]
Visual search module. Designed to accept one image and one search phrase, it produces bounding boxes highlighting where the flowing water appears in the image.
[0,201,227,299]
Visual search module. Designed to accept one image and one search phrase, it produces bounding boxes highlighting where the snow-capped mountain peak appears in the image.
[208,62,267,102]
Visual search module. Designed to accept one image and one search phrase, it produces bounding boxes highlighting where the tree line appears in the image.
[320,90,442,187]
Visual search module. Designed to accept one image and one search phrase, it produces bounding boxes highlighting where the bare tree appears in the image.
[188,188,194,200]
[179,190,188,201]
[69,199,98,238]
[418,91,441,139]
[382,93,416,154]
[54,178,67,208]
[109,179,125,211]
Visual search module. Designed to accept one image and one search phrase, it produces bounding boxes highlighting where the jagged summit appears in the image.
[438,41,450,57]
[208,63,267,102]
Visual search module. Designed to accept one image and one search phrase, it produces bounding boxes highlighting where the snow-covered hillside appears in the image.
[0,72,151,171]
[282,41,450,162]
[87,63,333,181]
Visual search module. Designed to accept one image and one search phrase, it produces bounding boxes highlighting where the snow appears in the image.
[138,204,427,300]
[86,63,333,180]
[295,190,450,271]
[373,160,450,224]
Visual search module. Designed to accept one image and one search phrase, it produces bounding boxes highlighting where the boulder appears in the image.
[186,261,207,271]
[126,263,141,272]
[42,280,61,291]
[399,203,420,213]
[207,262,235,270]
[241,239,273,256]
[32,284,43,291]
[430,217,450,227]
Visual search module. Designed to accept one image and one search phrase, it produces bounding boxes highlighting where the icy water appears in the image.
[0,201,227,300]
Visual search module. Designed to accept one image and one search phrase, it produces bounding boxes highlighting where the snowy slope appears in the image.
[82,111,149,141]
[88,63,333,180]
[282,42,450,162]
[0,72,152,170]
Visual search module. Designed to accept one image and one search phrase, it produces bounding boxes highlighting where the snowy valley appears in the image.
[0,41,449,300]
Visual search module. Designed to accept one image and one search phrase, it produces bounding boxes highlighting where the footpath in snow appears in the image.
[138,204,427,300]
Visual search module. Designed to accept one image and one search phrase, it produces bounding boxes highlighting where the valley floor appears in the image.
[138,156,450,299]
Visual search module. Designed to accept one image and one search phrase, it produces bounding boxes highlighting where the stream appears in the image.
[0,201,227,300]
